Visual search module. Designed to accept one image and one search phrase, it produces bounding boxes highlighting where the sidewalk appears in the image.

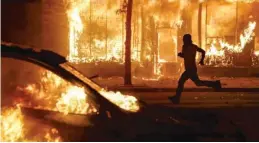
[93,77,259,89]
[93,77,259,107]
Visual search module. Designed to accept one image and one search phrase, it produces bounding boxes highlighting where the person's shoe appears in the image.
[214,80,222,91]
[168,96,180,104]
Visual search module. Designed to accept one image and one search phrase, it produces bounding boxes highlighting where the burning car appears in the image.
[1,42,246,141]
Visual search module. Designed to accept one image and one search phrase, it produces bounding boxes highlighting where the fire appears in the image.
[66,0,191,64]
[43,128,62,142]
[206,21,256,65]
[225,0,259,3]
[218,21,256,53]
[207,39,225,56]
[239,21,257,51]
[59,63,141,112]
[56,86,97,115]
[67,0,90,63]
[99,89,140,112]
[19,70,97,115]
[0,107,24,142]
[18,68,140,113]
[0,107,62,142]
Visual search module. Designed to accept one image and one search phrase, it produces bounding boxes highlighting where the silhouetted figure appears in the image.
[168,34,221,104]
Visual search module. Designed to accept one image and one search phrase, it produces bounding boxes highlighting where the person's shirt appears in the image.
[182,44,199,70]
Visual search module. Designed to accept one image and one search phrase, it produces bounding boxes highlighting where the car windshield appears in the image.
[59,62,141,113]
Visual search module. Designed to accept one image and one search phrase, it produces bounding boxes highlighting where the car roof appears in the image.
[1,42,67,66]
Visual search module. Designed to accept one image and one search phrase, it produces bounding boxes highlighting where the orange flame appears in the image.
[67,0,90,63]
[19,70,97,115]
[56,86,97,115]
[207,21,256,58]
[19,69,139,113]
[0,107,62,142]
[0,107,24,142]
[99,89,140,112]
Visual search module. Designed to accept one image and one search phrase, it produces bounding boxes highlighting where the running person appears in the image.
[168,34,221,104]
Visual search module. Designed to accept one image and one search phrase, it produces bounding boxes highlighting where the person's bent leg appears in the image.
[176,71,189,96]
[191,73,221,89]
[169,71,189,104]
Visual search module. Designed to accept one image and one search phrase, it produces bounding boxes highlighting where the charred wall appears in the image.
[1,0,69,57]
[41,0,68,57]
[1,0,42,48]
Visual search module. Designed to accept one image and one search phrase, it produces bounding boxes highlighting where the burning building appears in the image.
[1,0,259,77]
[62,0,259,78]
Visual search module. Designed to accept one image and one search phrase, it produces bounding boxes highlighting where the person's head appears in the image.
[183,34,192,45]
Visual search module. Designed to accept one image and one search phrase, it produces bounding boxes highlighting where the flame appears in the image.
[225,0,259,3]
[67,0,90,63]
[99,89,140,112]
[200,0,259,3]
[206,21,256,65]
[0,107,62,142]
[19,70,97,115]
[60,63,141,112]
[207,39,225,56]
[0,107,24,142]
[43,128,62,142]
[19,68,140,113]
[56,86,97,115]
[66,0,190,64]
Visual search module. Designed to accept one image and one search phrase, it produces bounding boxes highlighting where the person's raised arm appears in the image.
[178,45,184,58]
[196,46,205,65]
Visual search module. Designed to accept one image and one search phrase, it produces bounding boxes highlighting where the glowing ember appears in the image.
[99,89,140,112]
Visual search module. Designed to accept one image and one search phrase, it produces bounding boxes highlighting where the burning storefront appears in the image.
[201,0,259,67]
[63,0,259,78]
[1,0,259,78]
